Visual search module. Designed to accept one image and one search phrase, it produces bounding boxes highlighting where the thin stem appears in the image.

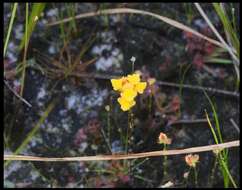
[185,167,192,187]
[125,112,130,154]
[209,155,218,187]
[219,153,237,188]
[4,3,18,57]
[193,166,198,187]
[107,107,111,146]
[163,144,168,178]
[20,3,29,97]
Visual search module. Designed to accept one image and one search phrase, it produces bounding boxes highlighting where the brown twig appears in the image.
[4,140,239,162]
[65,72,239,98]
[168,119,209,126]
[156,81,239,98]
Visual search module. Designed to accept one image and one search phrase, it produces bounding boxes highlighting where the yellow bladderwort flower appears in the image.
[111,77,125,91]
[127,73,140,85]
[118,97,136,111]
[121,89,137,101]
[134,82,147,94]
[111,73,147,111]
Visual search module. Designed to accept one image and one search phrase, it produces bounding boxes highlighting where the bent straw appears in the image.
[46,8,225,49]
[4,140,239,162]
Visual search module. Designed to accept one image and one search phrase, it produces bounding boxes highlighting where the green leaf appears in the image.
[4,3,18,57]
[204,58,233,64]
[18,3,46,51]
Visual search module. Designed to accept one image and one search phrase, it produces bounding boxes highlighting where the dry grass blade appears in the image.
[4,80,32,107]
[4,140,239,162]
[46,8,225,49]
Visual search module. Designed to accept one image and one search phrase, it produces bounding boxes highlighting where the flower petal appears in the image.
[111,78,123,91]
[135,82,147,94]
[121,82,133,91]
[118,97,135,111]
[127,74,140,85]
[121,89,137,101]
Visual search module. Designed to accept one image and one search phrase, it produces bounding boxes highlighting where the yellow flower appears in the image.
[121,89,137,102]
[127,73,140,85]
[111,77,124,91]
[118,97,136,111]
[111,73,147,111]
[134,82,147,94]
[122,82,134,91]
[185,154,199,167]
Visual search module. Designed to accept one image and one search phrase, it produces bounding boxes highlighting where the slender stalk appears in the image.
[4,3,18,57]
[179,63,192,117]
[208,155,218,187]
[163,144,168,178]
[107,106,111,146]
[219,153,237,188]
[193,166,198,187]
[20,3,29,97]
[125,112,130,154]
[184,167,192,187]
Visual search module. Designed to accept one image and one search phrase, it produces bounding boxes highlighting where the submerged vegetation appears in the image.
[4,3,239,188]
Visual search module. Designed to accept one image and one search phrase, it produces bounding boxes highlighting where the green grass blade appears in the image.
[18,3,46,51]
[203,91,223,144]
[4,100,57,167]
[4,3,18,57]
[203,91,233,187]
[204,58,233,64]
[213,3,240,58]
[219,154,237,188]
[20,3,29,97]
[205,110,219,145]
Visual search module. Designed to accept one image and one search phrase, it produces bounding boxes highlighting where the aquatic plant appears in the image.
[185,154,199,168]
[157,132,172,145]
[185,154,199,187]
[111,73,147,111]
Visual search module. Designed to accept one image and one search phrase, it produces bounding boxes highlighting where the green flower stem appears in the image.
[163,144,168,178]
[209,155,218,187]
[184,167,192,187]
[193,166,198,187]
[107,107,111,146]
